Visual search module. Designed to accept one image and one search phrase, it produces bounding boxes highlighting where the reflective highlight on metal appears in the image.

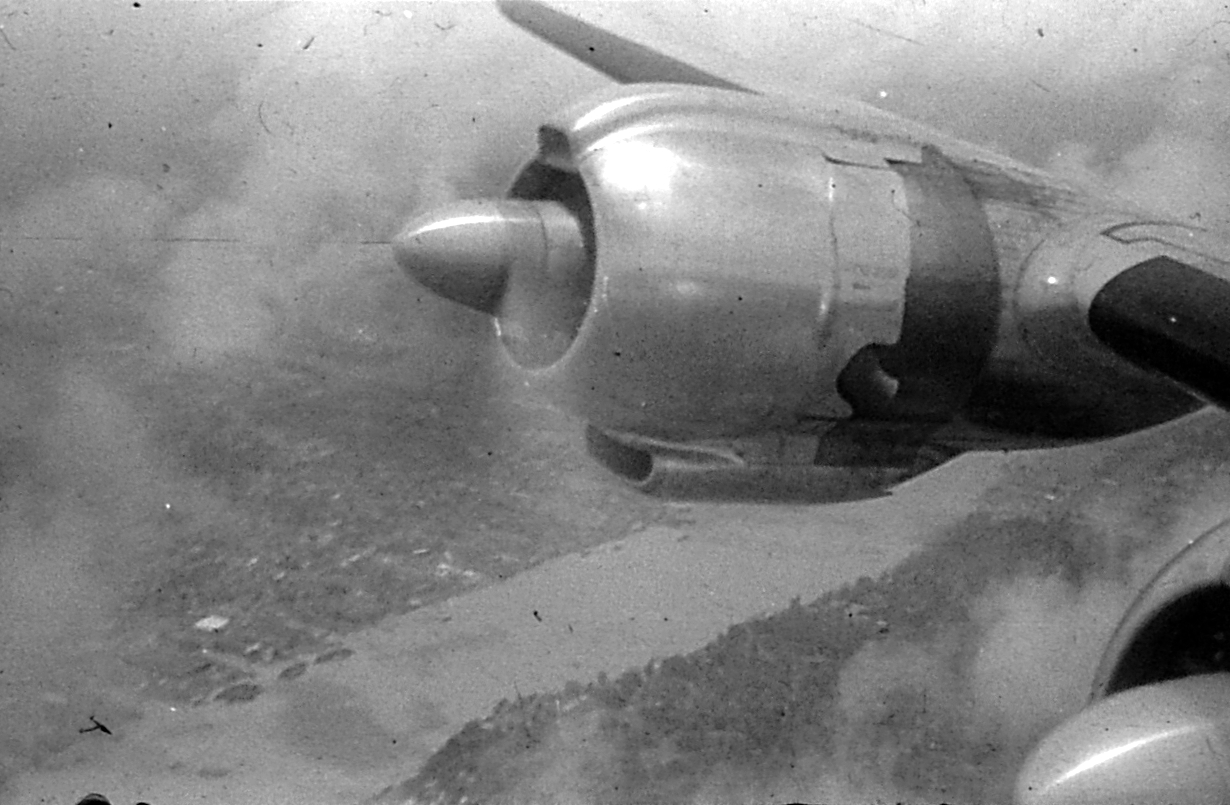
[394,201,513,315]
[1015,674,1230,805]
[393,198,593,368]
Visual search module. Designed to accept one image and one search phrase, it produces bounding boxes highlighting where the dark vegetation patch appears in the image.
[386,512,1106,805]
[380,415,1230,805]
[110,348,679,705]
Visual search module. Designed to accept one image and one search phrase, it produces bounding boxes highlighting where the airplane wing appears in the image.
[496,0,749,91]
[494,0,1080,184]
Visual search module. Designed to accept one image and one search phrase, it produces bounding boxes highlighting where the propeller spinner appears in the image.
[393,198,594,368]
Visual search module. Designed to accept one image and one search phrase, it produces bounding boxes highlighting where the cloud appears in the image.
[4,0,1230,797]
[966,574,1131,749]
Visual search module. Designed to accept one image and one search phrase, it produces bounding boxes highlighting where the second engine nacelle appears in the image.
[1016,516,1230,805]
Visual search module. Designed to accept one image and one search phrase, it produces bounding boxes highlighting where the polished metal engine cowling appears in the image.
[499,84,999,440]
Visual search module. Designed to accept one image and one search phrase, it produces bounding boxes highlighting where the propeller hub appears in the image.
[394,198,594,367]
[393,200,518,315]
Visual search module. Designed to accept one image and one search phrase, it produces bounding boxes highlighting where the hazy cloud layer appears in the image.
[4,0,1230,365]
[3,0,1230,799]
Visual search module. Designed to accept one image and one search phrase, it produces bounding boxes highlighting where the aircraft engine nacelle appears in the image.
[394,82,1230,497]
[1015,517,1230,805]
[395,85,1010,496]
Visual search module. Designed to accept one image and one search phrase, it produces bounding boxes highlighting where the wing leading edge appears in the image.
[493,0,1078,183]
[496,0,749,91]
